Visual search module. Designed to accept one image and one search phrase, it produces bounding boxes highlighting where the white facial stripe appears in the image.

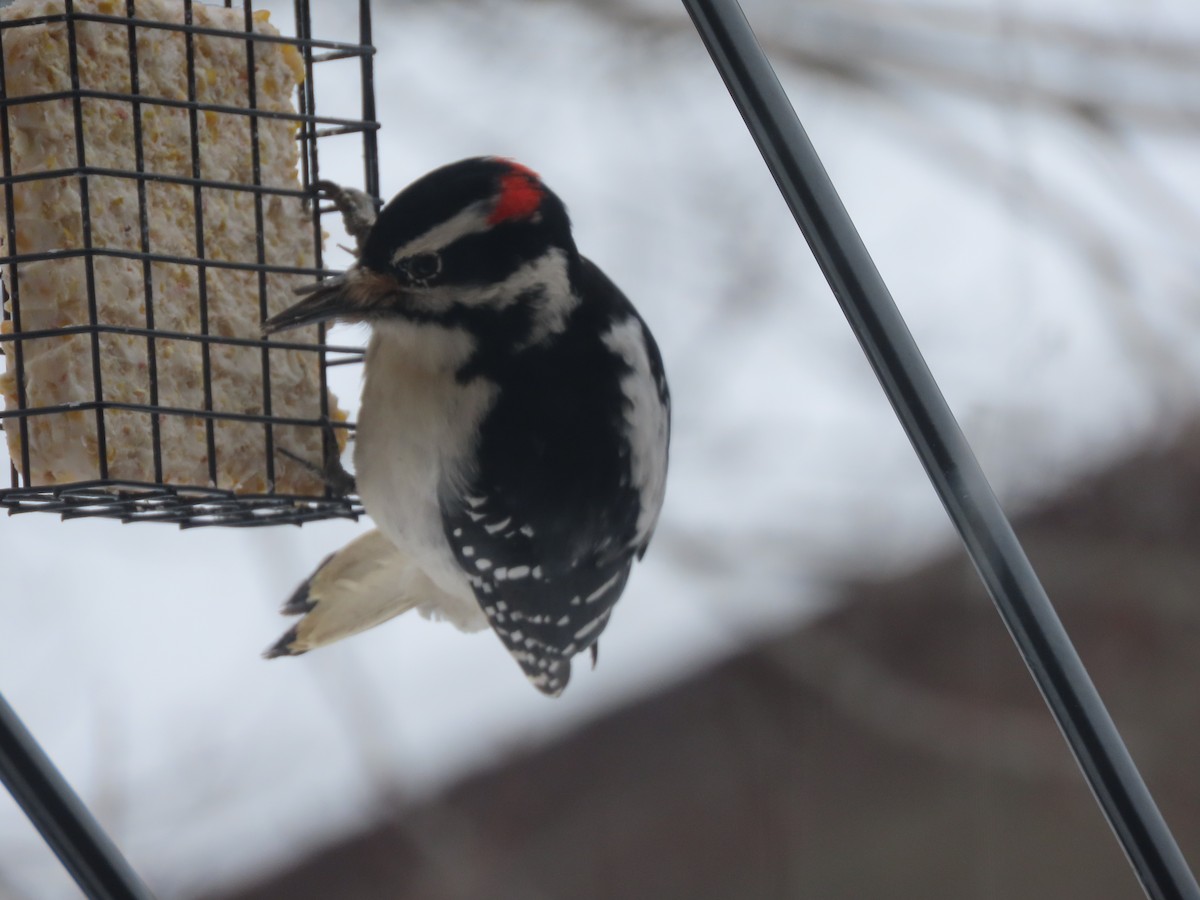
[503,248,569,303]
[407,247,577,337]
[391,200,492,264]
[484,248,578,344]
[523,249,577,344]
[602,316,669,546]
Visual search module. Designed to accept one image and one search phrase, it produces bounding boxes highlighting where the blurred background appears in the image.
[2,0,1199,896]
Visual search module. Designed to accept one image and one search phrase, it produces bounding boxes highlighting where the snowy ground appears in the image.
[2,0,1198,896]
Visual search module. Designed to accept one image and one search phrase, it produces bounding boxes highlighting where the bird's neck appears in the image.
[365,319,478,377]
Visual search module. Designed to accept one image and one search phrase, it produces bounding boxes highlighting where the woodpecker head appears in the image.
[265,158,580,346]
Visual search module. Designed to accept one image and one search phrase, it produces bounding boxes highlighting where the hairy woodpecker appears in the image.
[263,157,670,696]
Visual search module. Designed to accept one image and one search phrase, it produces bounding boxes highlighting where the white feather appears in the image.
[277,528,487,656]
[413,248,576,339]
[601,316,670,547]
[390,201,491,262]
[351,320,498,632]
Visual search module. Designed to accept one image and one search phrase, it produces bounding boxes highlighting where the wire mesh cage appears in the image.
[0,0,376,526]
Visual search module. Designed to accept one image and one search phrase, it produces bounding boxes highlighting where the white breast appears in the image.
[354,321,497,628]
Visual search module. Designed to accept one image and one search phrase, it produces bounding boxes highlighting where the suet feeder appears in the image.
[0,0,377,526]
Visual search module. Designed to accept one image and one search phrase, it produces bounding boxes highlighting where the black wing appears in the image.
[442,266,658,695]
[443,488,633,695]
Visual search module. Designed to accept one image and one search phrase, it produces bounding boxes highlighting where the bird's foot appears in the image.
[279,419,357,497]
[314,180,377,256]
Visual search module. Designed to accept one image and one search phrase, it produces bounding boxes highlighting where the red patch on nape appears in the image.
[487,162,544,225]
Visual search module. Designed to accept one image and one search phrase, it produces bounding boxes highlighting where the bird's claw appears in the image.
[313,180,377,256]
[279,419,357,497]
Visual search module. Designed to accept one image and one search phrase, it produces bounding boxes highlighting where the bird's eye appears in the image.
[402,252,442,284]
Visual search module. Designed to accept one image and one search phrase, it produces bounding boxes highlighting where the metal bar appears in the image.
[0,322,364,357]
[0,15,33,488]
[0,90,374,130]
[63,0,110,481]
[358,0,380,202]
[182,0,219,488]
[294,0,336,499]
[0,692,154,899]
[0,398,357,429]
[0,10,371,54]
[0,243,342,274]
[678,2,1200,899]
[125,0,165,484]
[242,0,278,492]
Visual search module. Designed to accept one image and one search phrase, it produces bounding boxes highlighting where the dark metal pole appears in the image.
[359,0,380,203]
[678,2,1200,898]
[0,692,154,899]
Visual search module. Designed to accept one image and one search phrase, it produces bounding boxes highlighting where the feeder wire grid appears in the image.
[0,0,378,527]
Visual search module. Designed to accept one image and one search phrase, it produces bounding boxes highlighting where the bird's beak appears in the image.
[264,268,396,335]
[263,273,353,335]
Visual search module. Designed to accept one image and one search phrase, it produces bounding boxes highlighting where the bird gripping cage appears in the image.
[0,0,377,526]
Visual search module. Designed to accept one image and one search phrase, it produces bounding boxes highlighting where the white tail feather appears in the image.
[266,529,483,657]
